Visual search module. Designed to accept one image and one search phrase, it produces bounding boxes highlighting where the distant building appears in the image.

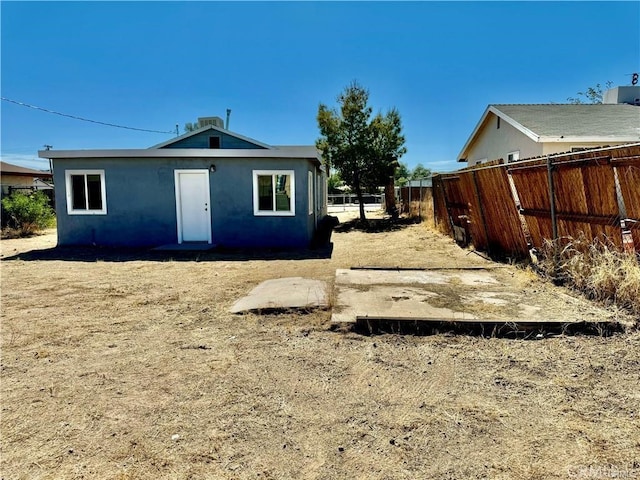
[0,161,53,195]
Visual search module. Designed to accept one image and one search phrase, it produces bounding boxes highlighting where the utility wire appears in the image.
[1,97,174,134]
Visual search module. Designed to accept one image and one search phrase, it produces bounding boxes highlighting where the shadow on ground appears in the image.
[0,243,334,263]
[330,318,630,339]
[334,216,421,233]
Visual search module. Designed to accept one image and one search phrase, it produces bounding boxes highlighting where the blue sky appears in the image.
[1,1,639,173]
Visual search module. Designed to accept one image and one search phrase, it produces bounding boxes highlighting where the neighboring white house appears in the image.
[458,86,640,167]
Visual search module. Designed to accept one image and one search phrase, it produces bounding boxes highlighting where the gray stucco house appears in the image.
[38,125,328,248]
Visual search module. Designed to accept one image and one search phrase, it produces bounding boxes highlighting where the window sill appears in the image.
[253,211,295,217]
[67,210,107,215]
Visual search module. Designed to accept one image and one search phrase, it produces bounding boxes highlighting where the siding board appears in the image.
[162,131,266,149]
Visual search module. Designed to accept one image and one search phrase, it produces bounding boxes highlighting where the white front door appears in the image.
[175,170,212,243]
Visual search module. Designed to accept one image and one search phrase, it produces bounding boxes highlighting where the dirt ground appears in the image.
[1,211,639,480]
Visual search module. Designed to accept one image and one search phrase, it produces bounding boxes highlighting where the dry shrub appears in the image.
[537,234,640,316]
[0,227,25,239]
[1,191,55,236]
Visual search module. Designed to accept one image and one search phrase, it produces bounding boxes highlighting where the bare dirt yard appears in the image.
[2,212,639,479]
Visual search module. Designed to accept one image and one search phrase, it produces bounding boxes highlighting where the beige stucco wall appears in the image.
[465,113,634,167]
[0,174,35,194]
[540,142,630,156]
[465,112,543,166]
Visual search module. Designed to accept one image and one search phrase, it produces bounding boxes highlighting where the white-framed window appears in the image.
[507,151,520,163]
[253,170,295,216]
[474,158,488,166]
[65,170,107,215]
[308,171,314,215]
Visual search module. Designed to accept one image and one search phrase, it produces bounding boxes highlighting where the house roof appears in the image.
[149,124,273,149]
[458,103,640,161]
[38,147,321,162]
[0,160,53,178]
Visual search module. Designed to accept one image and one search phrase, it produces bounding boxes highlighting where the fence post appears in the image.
[418,179,422,219]
[546,155,559,279]
[471,171,490,254]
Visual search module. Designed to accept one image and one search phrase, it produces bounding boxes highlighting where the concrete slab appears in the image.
[331,268,613,329]
[332,285,477,324]
[335,268,500,287]
[230,277,328,314]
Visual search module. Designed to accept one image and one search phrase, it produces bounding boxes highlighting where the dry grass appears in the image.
[0,227,39,240]
[537,234,640,316]
[1,214,639,479]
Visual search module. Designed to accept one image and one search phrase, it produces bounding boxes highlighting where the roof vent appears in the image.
[197,116,225,128]
[602,86,640,105]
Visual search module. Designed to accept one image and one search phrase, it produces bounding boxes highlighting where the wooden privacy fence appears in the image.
[432,144,640,257]
[399,181,433,220]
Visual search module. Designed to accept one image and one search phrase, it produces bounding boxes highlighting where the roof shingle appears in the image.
[492,104,640,138]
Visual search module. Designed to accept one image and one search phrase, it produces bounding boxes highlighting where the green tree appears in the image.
[327,171,345,194]
[184,122,199,133]
[316,81,406,222]
[395,162,410,187]
[370,107,407,217]
[1,191,55,235]
[411,163,431,180]
[567,81,613,104]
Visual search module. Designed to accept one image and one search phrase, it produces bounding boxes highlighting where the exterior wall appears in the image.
[211,157,316,248]
[465,112,634,167]
[1,174,35,194]
[53,156,321,248]
[303,165,329,242]
[465,112,542,165]
[541,141,629,156]
[162,130,266,149]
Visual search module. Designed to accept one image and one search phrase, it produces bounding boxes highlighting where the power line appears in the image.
[1,97,174,134]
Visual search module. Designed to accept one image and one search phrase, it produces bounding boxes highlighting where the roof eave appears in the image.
[0,171,52,177]
[38,148,320,160]
[538,136,640,143]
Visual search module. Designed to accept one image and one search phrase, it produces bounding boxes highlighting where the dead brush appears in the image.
[537,234,640,317]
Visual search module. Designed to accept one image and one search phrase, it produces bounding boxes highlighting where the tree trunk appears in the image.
[384,176,398,218]
[353,174,367,223]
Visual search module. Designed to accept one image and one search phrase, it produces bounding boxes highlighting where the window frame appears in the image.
[65,169,107,215]
[316,172,324,214]
[252,170,296,217]
[507,151,520,163]
[308,171,314,215]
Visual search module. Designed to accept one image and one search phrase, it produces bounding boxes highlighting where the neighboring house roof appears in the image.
[149,125,272,149]
[38,147,322,164]
[458,103,640,161]
[0,160,53,178]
